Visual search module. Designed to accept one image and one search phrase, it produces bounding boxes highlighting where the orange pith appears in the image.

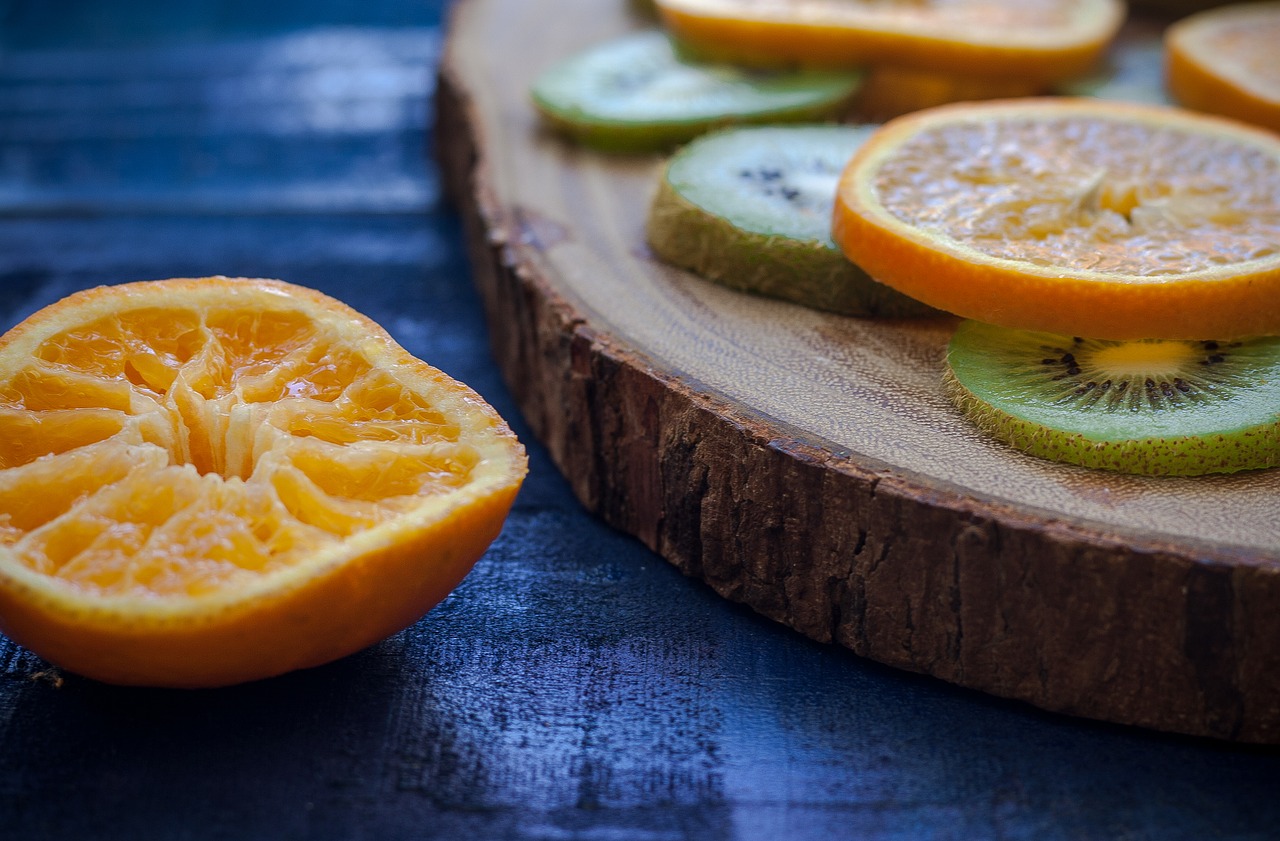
[0,278,527,686]
[1165,2,1280,134]
[832,99,1280,341]
[654,0,1125,83]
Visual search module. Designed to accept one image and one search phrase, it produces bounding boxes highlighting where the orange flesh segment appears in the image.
[0,290,491,599]
[833,99,1280,340]
[873,115,1279,275]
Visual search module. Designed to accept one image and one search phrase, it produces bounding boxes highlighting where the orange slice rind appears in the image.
[833,98,1280,341]
[0,277,527,687]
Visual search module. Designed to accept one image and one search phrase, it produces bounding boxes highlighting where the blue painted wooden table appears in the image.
[1,2,1278,838]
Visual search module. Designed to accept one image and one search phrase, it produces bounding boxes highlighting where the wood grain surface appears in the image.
[437,0,1280,742]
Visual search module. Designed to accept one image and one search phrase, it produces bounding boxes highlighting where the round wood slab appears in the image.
[436,0,1280,743]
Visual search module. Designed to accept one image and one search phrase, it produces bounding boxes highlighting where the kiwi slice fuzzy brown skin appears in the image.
[646,125,937,317]
[945,320,1280,476]
[530,32,864,154]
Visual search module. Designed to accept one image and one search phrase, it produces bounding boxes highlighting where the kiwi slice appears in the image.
[945,320,1280,476]
[530,32,864,154]
[646,124,936,317]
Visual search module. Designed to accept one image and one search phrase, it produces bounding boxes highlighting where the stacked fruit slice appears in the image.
[832,99,1280,476]
[531,0,1129,151]
[653,0,1126,118]
[530,31,866,153]
[652,0,1124,80]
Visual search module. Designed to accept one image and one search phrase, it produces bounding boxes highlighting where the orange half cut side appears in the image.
[0,277,527,687]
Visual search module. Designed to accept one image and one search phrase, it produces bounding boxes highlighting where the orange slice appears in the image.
[1165,1,1280,134]
[0,277,527,687]
[654,0,1126,84]
[832,98,1280,341]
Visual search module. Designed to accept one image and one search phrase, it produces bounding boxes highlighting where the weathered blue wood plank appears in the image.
[0,2,1278,839]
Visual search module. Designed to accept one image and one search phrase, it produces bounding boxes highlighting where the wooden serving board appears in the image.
[436,0,1280,742]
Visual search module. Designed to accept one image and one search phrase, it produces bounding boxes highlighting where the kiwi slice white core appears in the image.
[945,319,1280,475]
[531,32,864,152]
[670,126,859,241]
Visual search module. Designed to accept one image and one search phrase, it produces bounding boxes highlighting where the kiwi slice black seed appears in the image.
[646,124,937,317]
[530,32,864,154]
[945,319,1280,476]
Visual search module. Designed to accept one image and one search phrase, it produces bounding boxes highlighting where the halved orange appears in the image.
[1165,1,1280,134]
[654,0,1126,85]
[0,277,527,687]
[832,98,1280,340]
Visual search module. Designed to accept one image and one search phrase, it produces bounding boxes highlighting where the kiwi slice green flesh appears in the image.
[945,320,1280,476]
[530,32,864,154]
[646,125,937,317]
